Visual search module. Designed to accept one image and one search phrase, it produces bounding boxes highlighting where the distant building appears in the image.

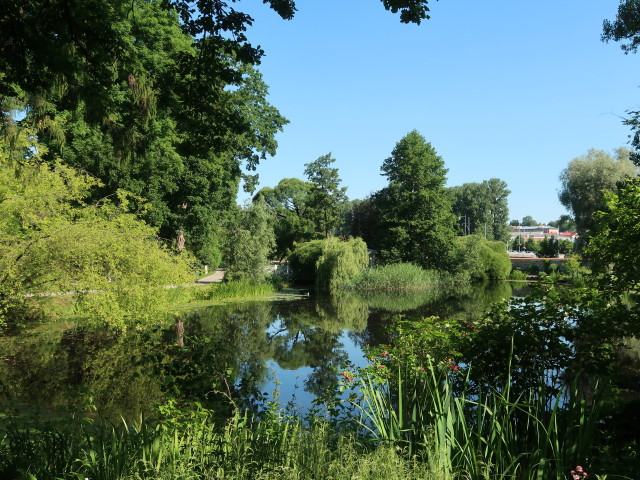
[508,225,577,243]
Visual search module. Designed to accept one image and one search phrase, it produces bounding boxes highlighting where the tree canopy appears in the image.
[304,154,348,238]
[558,148,637,245]
[376,130,457,269]
[450,178,510,242]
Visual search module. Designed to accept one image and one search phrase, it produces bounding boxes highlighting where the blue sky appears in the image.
[236,0,640,224]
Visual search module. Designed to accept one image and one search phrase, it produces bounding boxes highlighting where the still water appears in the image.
[0,283,530,417]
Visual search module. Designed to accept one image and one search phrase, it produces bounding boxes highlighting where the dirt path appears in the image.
[196,268,225,284]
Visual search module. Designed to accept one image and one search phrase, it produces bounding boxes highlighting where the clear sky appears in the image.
[236,0,640,224]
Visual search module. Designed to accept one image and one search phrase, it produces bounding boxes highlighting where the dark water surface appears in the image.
[0,283,530,417]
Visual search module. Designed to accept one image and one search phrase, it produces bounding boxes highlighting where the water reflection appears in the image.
[0,283,516,416]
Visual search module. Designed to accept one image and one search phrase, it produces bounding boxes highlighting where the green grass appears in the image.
[0,405,437,480]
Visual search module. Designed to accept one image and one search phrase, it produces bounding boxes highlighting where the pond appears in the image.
[0,282,531,418]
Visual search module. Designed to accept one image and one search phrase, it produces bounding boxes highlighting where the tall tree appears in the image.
[223,200,276,281]
[558,148,637,245]
[376,130,457,269]
[450,178,510,242]
[253,177,315,258]
[304,154,348,238]
[588,177,640,291]
[603,1,640,165]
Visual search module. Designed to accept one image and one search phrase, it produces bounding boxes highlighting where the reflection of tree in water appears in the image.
[0,327,164,419]
[268,299,355,397]
[161,302,274,410]
[0,285,518,416]
[348,283,514,350]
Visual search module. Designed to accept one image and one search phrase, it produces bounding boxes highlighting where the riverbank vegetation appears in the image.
[2,1,640,479]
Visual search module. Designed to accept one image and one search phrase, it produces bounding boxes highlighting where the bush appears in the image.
[315,237,369,292]
[508,269,527,281]
[287,240,324,284]
[452,236,511,281]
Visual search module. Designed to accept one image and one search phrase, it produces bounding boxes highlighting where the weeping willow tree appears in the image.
[315,237,369,292]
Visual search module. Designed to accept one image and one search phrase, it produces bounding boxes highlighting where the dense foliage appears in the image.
[558,148,637,247]
[451,235,512,281]
[0,130,192,331]
[450,178,511,242]
[375,131,457,269]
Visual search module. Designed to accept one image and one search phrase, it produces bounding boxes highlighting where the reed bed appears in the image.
[348,263,452,290]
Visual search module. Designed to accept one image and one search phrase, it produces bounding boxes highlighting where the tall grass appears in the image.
[0,404,437,480]
[348,263,452,290]
[351,354,602,480]
[176,279,277,303]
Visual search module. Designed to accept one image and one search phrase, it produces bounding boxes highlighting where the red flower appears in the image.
[449,364,459,371]
[381,352,388,357]
[378,365,384,369]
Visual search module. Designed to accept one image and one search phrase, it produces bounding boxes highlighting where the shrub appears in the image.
[287,240,324,284]
[315,237,368,292]
[452,236,511,281]
[508,269,527,281]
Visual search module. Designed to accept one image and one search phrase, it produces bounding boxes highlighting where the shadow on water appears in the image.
[0,282,517,417]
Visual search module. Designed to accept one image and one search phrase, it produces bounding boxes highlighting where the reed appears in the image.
[348,263,451,290]
[351,351,603,480]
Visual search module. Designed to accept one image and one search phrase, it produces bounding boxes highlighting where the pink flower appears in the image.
[381,352,388,357]
[378,365,384,369]
[449,364,459,371]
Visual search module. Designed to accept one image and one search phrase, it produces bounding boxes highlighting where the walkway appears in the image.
[196,268,225,284]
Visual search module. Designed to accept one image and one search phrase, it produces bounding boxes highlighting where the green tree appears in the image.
[315,237,369,292]
[376,130,457,269]
[537,236,559,258]
[548,214,577,232]
[558,148,638,246]
[521,216,539,227]
[587,178,640,291]
[450,178,510,242]
[223,201,276,282]
[304,154,348,237]
[0,130,192,330]
[524,238,540,254]
[253,178,315,259]
[452,235,512,282]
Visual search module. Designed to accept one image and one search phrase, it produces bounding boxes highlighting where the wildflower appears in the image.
[570,466,588,480]
[449,364,459,371]
[378,365,384,369]
[381,352,388,357]
[341,372,354,381]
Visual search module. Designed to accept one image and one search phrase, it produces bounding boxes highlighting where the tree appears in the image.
[223,201,276,281]
[253,178,315,258]
[602,0,640,54]
[558,148,637,246]
[0,130,192,330]
[537,236,559,258]
[587,178,640,291]
[548,215,577,232]
[521,216,539,227]
[509,219,521,226]
[450,178,510,242]
[376,130,457,269]
[1,2,289,266]
[304,154,348,238]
